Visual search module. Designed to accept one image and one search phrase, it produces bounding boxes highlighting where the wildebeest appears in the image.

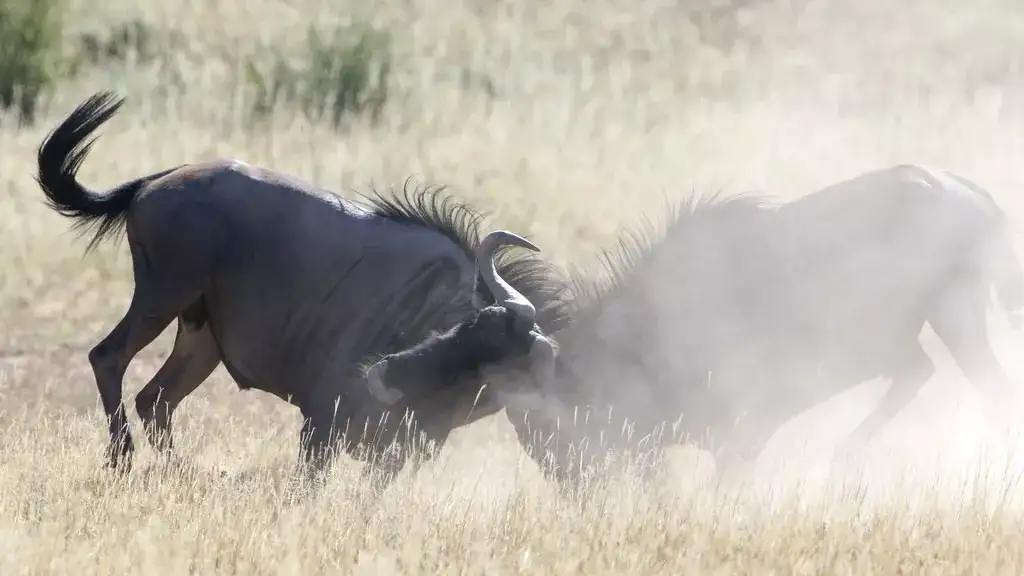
[367,164,1024,486]
[35,91,569,484]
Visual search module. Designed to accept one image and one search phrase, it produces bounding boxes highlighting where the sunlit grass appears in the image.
[2,0,1024,572]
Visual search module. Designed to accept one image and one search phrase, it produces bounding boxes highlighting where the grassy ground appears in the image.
[3,0,1024,572]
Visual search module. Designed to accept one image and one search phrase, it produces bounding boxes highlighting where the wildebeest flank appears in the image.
[33,91,569,486]
[371,164,1024,487]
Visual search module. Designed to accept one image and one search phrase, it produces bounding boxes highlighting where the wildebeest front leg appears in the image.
[714,356,828,482]
[134,319,221,453]
[359,442,415,496]
[832,340,935,467]
[297,392,354,482]
[931,281,1022,437]
[712,414,770,487]
[356,408,434,495]
[298,419,335,480]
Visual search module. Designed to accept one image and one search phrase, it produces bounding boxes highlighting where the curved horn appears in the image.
[476,230,541,325]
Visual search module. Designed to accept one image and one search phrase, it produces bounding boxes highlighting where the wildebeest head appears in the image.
[364,229,561,413]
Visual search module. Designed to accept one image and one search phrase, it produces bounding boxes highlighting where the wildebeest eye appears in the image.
[507,311,537,336]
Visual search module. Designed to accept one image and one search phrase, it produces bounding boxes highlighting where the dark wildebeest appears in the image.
[367,164,1024,487]
[35,91,568,485]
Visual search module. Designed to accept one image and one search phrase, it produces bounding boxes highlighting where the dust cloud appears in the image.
[437,0,1024,506]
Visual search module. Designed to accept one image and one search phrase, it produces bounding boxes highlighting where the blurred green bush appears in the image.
[244,23,392,131]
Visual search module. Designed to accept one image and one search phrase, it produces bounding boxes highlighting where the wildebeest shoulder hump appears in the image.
[358,180,574,335]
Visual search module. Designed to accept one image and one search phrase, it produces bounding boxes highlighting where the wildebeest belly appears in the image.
[200,263,376,403]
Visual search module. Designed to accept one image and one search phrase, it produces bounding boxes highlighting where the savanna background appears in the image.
[2,0,1024,572]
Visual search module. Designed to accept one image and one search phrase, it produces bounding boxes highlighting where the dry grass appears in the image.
[3,0,1024,572]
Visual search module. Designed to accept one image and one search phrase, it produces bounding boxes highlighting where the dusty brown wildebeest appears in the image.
[34,91,569,484]
[366,164,1024,487]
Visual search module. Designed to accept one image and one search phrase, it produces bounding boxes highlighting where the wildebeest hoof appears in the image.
[106,440,134,473]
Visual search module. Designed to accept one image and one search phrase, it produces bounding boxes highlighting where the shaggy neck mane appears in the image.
[354,181,573,352]
[564,190,779,332]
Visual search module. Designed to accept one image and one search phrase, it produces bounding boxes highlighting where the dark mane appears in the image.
[357,179,574,336]
[360,178,484,263]
[565,190,779,323]
[492,248,575,333]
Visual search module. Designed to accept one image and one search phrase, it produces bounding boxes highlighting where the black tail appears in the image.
[35,91,147,253]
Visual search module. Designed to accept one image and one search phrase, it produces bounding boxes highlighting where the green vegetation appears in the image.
[0,0,66,124]
[0,5,391,130]
[76,17,161,67]
[244,24,392,131]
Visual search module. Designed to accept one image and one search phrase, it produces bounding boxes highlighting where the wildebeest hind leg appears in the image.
[90,297,181,470]
[833,340,934,466]
[930,281,1022,437]
[91,245,208,471]
[134,318,221,453]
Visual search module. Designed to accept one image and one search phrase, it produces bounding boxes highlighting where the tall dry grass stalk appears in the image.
[2,0,1024,572]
